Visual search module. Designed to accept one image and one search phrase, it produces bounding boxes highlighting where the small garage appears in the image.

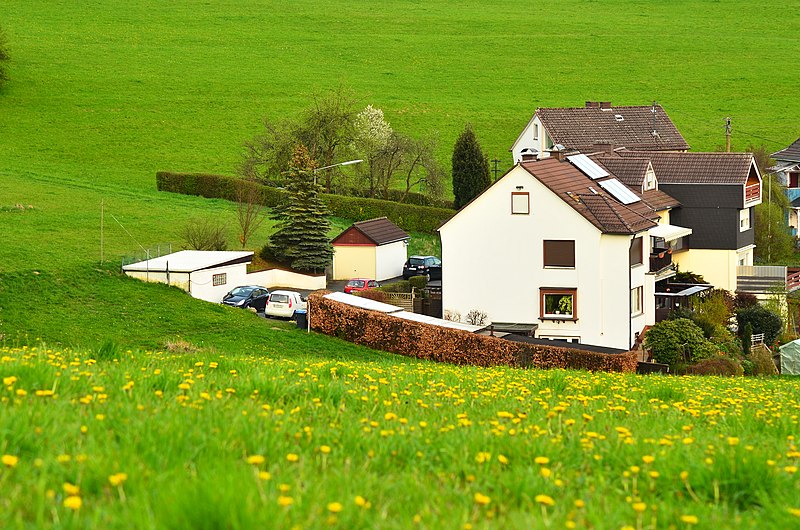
[331,217,409,281]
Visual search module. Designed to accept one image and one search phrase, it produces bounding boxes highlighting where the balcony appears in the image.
[745,183,761,204]
[649,250,673,273]
[737,266,800,294]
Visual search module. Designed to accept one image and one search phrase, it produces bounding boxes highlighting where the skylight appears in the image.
[599,178,641,205]
[567,154,609,180]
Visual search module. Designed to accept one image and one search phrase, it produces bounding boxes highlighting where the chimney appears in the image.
[585,101,600,108]
[548,144,567,161]
[600,101,612,110]
[592,141,615,154]
[520,148,538,162]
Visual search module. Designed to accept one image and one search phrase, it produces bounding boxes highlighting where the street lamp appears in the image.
[313,159,363,186]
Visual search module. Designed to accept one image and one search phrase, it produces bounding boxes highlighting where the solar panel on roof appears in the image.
[567,154,609,180]
[599,178,640,205]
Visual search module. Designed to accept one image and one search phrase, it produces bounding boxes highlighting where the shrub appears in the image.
[750,344,778,375]
[156,171,454,234]
[742,322,752,356]
[357,290,387,303]
[735,292,759,310]
[408,276,428,291]
[379,280,411,293]
[182,218,228,251]
[644,318,710,368]
[465,309,488,326]
[685,357,744,376]
[741,359,756,376]
[737,305,782,345]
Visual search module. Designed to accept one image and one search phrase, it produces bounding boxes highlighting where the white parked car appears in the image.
[264,290,306,319]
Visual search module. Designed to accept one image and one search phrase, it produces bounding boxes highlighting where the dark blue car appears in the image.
[222,285,270,311]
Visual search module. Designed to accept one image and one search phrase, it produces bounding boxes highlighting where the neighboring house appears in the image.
[439,152,687,350]
[122,250,255,303]
[331,217,410,281]
[122,250,326,302]
[770,138,800,235]
[510,101,689,163]
[616,151,762,292]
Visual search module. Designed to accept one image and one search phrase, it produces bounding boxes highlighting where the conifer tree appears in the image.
[452,124,491,209]
[268,145,333,273]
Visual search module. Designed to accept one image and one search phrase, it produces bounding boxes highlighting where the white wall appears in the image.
[187,263,251,303]
[247,269,326,291]
[375,241,408,281]
[125,271,190,291]
[440,164,643,350]
[511,116,549,163]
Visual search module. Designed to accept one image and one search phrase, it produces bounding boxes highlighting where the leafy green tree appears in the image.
[736,305,782,346]
[0,26,9,88]
[644,318,711,369]
[452,124,491,209]
[268,145,333,273]
[754,201,794,263]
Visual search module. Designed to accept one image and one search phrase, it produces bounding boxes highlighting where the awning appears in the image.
[656,285,712,297]
[649,224,692,242]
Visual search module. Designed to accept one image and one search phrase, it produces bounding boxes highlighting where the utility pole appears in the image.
[491,158,501,182]
[725,117,732,152]
[100,199,104,263]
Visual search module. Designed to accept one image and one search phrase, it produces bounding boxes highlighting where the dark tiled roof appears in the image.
[352,217,409,245]
[772,138,800,163]
[640,189,681,211]
[593,157,651,189]
[520,158,656,234]
[618,151,755,185]
[536,105,690,152]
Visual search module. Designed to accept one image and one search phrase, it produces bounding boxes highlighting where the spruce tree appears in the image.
[268,145,333,273]
[452,124,491,209]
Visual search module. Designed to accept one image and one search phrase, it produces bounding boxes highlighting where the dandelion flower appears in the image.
[320,445,331,454]
[355,495,368,507]
[642,455,655,464]
[788,508,800,517]
[474,493,491,505]
[535,494,555,506]
[278,496,293,507]
[534,456,550,465]
[632,502,647,513]
[327,502,343,513]
[247,455,265,465]
[540,467,552,478]
[258,471,271,481]
[63,483,80,496]
[286,453,299,463]
[108,473,128,487]
[63,496,82,510]
[2,455,19,468]
[574,499,585,508]
[681,515,699,525]
[498,454,509,465]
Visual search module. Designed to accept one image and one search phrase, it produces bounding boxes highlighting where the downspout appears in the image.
[628,235,635,351]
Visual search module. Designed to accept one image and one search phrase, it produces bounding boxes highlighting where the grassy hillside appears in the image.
[2,0,798,194]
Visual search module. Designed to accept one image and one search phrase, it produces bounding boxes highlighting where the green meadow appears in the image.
[1,2,800,527]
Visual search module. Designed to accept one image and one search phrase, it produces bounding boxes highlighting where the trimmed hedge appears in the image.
[308,292,637,372]
[156,171,455,234]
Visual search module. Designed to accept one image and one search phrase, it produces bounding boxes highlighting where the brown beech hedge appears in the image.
[308,293,637,373]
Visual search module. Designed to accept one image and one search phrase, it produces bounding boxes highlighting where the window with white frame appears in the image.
[644,169,656,191]
[511,192,530,214]
[212,273,227,286]
[540,288,577,320]
[739,208,751,231]
[533,123,539,140]
[631,286,643,316]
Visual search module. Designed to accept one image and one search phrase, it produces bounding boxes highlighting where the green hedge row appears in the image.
[156,171,455,234]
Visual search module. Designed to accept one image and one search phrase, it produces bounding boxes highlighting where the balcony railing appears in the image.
[745,183,761,203]
[649,250,672,273]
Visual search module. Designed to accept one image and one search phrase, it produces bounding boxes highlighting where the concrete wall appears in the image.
[374,241,407,281]
[332,246,376,280]
[440,164,646,350]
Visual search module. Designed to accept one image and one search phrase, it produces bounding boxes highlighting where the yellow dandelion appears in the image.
[108,473,128,487]
[286,453,299,463]
[785,466,798,474]
[474,493,491,505]
[498,454,509,465]
[355,495,368,507]
[278,496,293,507]
[727,437,740,446]
[320,445,331,454]
[2,455,19,468]
[574,499,585,508]
[535,494,555,506]
[279,483,291,493]
[642,455,655,464]
[327,502,343,513]
[680,471,689,481]
[649,471,660,479]
[63,483,80,496]
[63,496,82,510]
[540,467,552,478]
[3,376,16,386]
[258,471,271,481]
[534,456,550,465]
[788,508,800,517]
[246,455,265,465]
[632,502,647,513]
[681,515,699,525]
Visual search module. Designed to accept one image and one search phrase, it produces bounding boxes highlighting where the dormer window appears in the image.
[644,169,656,191]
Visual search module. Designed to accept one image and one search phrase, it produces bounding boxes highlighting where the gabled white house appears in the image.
[439,154,673,350]
[510,101,690,164]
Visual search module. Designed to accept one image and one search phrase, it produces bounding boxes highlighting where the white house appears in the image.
[331,217,409,281]
[510,101,690,164]
[122,250,326,303]
[439,153,670,350]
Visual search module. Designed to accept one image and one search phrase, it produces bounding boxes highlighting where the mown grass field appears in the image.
[1,343,799,529]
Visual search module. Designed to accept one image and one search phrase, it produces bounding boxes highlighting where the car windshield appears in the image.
[229,287,253,296]
[270,294,289,303]
[347,280,365,287]
[409,258,425,266]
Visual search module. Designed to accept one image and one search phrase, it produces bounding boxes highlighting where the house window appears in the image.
[540,288,577,320]
[212,273,227,286]
[644,169,656,191]
[631,286,643,316]
[543,240,575,268]
[533,123,539,140]
[740,209,751,231]
[511,192,530,214]
[790,173,799,189]
[629,236,643,267]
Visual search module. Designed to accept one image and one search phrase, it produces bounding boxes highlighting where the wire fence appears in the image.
[120,243,173,269]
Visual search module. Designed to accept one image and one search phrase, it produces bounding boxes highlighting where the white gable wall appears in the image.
[374,241,408,281]
[511,115,552,163]
[440,164,647,350]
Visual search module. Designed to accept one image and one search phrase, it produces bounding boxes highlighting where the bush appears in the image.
[685,357,744,376]
[408,276,428,291]
[750,344,778,375]
[379,280,411,293]
[737,305,782,345]
[156,171,455,233]
[357,290,387,303]
[741,359,756,376]
[742,322,753,355]
[735,292,759,310]
[181,218,228,251]
[644,318,710,368]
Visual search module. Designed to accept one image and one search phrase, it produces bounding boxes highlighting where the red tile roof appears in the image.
[536,104,690,152]
[332,217,409,246]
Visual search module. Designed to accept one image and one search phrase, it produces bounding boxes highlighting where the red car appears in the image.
[344,278,379,294]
